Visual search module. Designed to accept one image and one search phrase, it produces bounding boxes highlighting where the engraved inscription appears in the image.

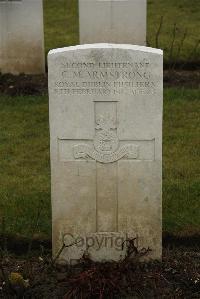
[53,59,157,96]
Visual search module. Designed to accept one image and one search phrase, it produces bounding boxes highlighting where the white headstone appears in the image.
[79,0,146,45]
[48,44,163,264]
[0,0,45,74]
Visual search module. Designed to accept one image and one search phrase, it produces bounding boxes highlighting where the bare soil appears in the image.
[0,70,199,97]
[0,241,200,299]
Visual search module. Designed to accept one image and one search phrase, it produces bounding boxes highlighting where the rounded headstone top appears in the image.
[48,43,163,57]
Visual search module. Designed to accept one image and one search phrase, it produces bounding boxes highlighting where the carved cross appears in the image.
[58,100,155,232]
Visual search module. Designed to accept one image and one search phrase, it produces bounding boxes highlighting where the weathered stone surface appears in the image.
[0,0,45,74]
[79,0,146,45]
[48,44,163,263]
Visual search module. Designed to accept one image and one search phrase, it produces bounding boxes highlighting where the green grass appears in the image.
[147,0,200,63]
[163,89,200,234]
[43,0,200,63]
[0,89,199,238]
[43,0,79,56]
[0,96,50,237]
